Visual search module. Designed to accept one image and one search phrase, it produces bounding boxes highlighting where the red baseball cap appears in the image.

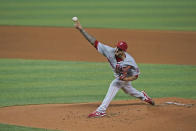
[116,41,128,51]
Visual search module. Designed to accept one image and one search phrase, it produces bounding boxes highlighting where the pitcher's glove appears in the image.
[117,66,133,80]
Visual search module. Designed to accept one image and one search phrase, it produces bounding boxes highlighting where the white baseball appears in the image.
[72,16,78,22]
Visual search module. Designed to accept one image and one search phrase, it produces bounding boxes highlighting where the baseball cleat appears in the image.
[88,111,106,118]
[142,91,155,105]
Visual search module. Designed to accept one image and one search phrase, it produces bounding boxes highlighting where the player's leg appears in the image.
[97,79,120,112]
[88,79,120,117]
[121,82,155,105]
[121,83,144,98]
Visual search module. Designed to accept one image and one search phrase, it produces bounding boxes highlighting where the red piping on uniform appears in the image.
[94,40,99,50]
[107,58,115,69]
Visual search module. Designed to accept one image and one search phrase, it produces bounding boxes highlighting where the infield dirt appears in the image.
[0,26,196,131]
[0,26,196,65]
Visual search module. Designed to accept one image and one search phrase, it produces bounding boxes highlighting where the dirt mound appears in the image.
[0,98,195,131]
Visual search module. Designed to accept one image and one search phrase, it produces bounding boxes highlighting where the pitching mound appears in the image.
[0,97,195,131]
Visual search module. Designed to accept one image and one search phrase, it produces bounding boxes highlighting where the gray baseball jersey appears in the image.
[95,41,140,78]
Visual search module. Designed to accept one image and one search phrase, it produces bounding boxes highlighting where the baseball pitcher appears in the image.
[73,18,155,118]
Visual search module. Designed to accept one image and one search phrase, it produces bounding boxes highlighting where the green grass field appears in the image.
[0,123,59,131]
[0,59,195,107]
[0,0,196,30]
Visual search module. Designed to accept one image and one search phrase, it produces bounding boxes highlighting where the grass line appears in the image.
[0,123,61,131]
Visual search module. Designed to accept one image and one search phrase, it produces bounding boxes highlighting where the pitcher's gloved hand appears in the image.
[119,66,133,80]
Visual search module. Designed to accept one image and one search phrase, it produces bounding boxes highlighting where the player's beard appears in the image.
[115,48,124,59]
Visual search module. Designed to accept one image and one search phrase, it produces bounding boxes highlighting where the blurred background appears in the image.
[0,0,196,30]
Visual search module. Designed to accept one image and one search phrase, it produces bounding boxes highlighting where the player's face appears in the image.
[115,47,124,58]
